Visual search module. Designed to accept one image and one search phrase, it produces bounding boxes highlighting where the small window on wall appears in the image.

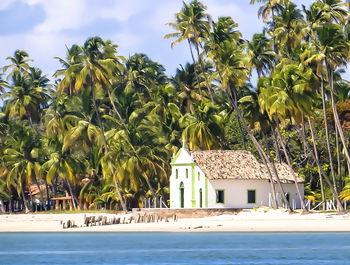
[216,190,224,204]
[247,190,256,204]
[198,172,200,181]
[186,168,188,178]
[176,169,178,179]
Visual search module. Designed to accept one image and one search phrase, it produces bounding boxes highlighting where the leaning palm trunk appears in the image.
[187,39,203,100]
[21,186,30,213]
[307,117,345,212]
[335,125,342,192]
[143,172,157,199]
[106,87,124,125]
[65,178,77,210]
[44,179,50,210]
[229,86,285,210]
[229,80,247,150]
[90,76,127,213]
[320,74,337,197]
[326,61,350,171]
[275,115,307,212]
[262,131,292,212]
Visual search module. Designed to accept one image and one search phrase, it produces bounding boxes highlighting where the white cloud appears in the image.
[18,0,146,34]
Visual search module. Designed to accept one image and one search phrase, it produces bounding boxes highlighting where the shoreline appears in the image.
[1,209,350,232]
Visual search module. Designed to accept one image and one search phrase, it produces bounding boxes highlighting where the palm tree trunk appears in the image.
[326,61,350,170]
[143,172,156,198]
[336,125,342,191]
[44,179,50,210]
[90,78,127,213]
[272,130,281,162]
[262,131,292,212]
[231,83,247,150]
[195,43,214,102]
[320,73,337,197]
[229,86,279,209]
[301,113,308,158]
[21,186,30,213]
[187,39,203,100]
[106,87,124,124]
[307,116,345,212]
[65,178,77,210]
[275,114,307,212]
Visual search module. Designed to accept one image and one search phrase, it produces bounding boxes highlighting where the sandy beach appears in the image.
[1,208,350,232]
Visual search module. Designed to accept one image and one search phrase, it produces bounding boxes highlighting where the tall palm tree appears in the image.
[247,33,276,78]
[165,0,212,100]
[273,2,307,58]
[55,37,127,212]
[316,24,350,172]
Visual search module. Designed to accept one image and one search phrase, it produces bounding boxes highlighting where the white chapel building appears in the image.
[169,146,304,209]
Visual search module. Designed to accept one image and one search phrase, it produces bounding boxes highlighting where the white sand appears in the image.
[1,208,350,232]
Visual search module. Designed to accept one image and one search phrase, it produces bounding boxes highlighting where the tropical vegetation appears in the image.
[1,0,350,213]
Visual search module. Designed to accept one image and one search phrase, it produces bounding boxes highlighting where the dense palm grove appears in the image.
[1,0,350,213]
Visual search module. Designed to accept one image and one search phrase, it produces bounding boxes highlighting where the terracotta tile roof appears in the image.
[190,150,303,184]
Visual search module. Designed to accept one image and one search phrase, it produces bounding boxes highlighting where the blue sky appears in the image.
[0,0,319,79]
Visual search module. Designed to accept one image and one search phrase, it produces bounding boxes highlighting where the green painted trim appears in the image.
[215,189,225,204]
[170,162,196,166]
[171,148,182,164]
[205,177,208,208]
[247,189,256,204]
[186,168,188,179]
[191,164,196,207]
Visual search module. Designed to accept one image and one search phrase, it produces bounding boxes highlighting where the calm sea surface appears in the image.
[0,232,350,264]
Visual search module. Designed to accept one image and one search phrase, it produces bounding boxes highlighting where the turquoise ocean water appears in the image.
[0,232,350,264]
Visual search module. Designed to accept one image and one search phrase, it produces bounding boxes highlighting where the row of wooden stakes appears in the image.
[62,214,178,229]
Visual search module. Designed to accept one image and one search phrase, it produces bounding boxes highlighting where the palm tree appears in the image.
[2,124,43,212]
[165,0,212,100]
[250,0,287,22]
[247,33,275,78]
[180,101,225,150]
[273,2,307,58]
[171,63,202,115]
[316,24,350,172]
[3,50,32,81]
[250,0,288,53]
[313,0,349,25]
[1,71,50,124]
[55,37,127,212]
[258,62,316,212]
[41,134,88,210]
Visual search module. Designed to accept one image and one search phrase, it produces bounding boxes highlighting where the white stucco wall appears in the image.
[207,179,304,209]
